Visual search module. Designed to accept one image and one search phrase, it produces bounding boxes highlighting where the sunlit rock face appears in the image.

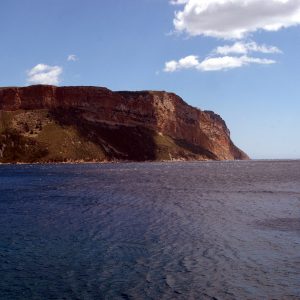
[0,85,249,163]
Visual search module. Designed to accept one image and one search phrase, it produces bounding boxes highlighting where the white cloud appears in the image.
[27,64,63,85]
[164,55,199,72]
[170,0,189,5]
[178,55,200,68]
[164,55,275,72]
[198,55,275,71]
[67,54,78,62]
[173,0,300,39]
[164,60,179,72]
[215,41,282,55]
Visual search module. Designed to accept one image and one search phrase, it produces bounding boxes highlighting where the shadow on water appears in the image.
[256,218,300,233]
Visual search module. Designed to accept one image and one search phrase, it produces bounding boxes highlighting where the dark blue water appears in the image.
[0,161,299,299]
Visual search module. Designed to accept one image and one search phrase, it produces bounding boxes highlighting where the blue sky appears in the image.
[1,0,300,159]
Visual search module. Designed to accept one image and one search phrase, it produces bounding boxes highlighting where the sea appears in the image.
[0,160,299,300]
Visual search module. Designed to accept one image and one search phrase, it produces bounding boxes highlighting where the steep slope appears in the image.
[0,85,249,163]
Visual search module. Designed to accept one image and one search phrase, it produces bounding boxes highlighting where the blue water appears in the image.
[0,161,299,299]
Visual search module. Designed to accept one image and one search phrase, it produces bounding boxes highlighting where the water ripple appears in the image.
[0,160,300,299]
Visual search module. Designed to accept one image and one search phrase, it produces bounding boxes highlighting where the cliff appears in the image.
[0,85,249,163]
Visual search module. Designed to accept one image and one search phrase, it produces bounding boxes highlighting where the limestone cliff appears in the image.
[0,85,249,163]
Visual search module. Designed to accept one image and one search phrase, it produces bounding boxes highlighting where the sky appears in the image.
[1,0,300,159]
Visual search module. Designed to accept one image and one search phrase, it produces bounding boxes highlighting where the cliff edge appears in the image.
[0,85,249,163]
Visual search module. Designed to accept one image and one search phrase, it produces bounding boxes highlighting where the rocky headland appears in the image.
[0,85,249,163]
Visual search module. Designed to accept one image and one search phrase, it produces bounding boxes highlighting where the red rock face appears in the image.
[0,85,249,161]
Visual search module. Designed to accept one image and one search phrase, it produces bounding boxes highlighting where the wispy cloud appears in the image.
[215,42,282,56]
[169,0,189,5]
[164,55,275,72]
[67,54,78,62]
[27,64,63,85]
[172,0,300,39]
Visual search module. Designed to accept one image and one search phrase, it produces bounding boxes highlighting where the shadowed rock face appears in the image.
[0,85,249,163]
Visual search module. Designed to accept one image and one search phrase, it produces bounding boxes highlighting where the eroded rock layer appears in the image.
[0,85,249,163]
